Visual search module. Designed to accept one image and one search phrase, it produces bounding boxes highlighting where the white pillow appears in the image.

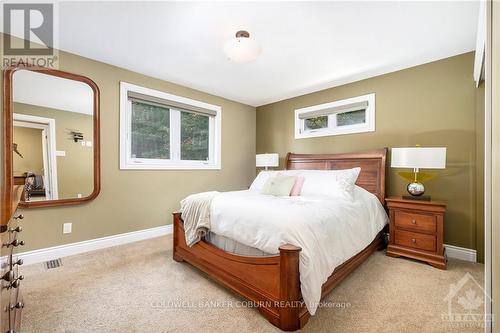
[275,169,304,176]
[299,168,361,200]
[249,171,281,192]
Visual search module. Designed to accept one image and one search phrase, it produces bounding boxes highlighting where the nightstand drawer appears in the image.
[394,211,436,233]
[394,229,436,252]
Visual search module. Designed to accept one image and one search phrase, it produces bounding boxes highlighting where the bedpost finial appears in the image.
[279,244,302,252]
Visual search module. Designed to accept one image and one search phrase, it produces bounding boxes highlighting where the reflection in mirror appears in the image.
[12,69,94,203]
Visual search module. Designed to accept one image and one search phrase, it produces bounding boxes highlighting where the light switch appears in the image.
[63,223,72,234]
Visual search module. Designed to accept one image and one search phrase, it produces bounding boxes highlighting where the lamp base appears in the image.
[407,182,425,196]
[403,195,431,201]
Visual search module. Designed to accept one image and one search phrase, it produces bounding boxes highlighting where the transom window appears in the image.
[295,93,375,139]
[120,82,221,169]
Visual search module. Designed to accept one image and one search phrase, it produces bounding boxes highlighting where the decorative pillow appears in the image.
[260,176,298,197]
[277,171,305,196]
[300,168,361,201]
[249,171,280,192]
[290,176,305,196]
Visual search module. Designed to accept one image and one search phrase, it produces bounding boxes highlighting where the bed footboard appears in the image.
[172,212,384,330]
[172,212,303,331]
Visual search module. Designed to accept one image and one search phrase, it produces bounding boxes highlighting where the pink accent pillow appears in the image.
[278,172,304,196]
[290,176,304,196]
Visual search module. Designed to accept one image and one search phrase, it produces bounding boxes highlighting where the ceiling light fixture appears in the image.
[223,30,261,63]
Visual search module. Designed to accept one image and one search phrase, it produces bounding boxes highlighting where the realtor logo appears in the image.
[442,272,493,328]
[2,2,58,68]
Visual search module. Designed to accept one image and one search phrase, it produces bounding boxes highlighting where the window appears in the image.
[120,82,221,169]
[294,93,375,139]
[131,101,170,160]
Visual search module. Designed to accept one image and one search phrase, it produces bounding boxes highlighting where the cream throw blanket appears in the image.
[180,191,219,247]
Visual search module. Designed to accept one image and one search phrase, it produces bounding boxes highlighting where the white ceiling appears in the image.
[12,2,481,106]
[13,70,94,115]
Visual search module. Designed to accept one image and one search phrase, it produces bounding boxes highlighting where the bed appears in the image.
[172,149,388,331]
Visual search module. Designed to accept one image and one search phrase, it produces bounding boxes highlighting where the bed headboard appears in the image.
[285,148,387,203]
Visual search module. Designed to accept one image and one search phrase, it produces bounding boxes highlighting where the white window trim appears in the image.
[294,93,375,139]
[120,82,222,170]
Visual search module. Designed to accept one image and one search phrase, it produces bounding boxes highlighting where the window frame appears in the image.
[120,82,221,170]
[294,93,375,139]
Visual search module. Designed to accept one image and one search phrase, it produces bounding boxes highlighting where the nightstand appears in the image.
[386,197,447,269]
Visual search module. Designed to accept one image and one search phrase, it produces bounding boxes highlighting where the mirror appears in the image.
[3,67,100,208]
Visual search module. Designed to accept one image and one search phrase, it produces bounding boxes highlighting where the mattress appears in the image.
[204,231,272,257]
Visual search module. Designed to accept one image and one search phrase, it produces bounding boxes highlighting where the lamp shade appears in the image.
[256,153,279,167]
[391,147,446,169]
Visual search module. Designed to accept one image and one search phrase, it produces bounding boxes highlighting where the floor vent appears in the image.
[45,258,62,269]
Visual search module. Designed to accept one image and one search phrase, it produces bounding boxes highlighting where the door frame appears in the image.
[13,113,59,200]
[484,1,496,331]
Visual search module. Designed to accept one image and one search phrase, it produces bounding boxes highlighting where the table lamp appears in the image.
[256,153,279,171]
[391,146,446,200]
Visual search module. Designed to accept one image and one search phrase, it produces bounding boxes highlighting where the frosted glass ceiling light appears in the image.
[224,30,261,63]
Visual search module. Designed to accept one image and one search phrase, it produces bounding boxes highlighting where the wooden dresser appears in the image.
[1,186,26,333]
[386,197,447,269]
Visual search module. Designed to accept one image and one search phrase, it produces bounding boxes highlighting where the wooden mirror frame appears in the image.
[2,66,100,209]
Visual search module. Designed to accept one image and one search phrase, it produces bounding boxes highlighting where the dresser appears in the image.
[386,197,447,269]
[1,186,26,333]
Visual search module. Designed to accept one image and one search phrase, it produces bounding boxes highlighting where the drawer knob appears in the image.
[1,271,14,282]
[10,275,24,289]
[3,239,25,248]
[9,302,24,310]
[411,219,417,224]
[8,226,22,233]
[13,258,23,267]
[13,214,24,220]
[412,238,416,244]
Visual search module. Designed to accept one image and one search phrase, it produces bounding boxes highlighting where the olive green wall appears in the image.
[1,42,256,252]
[14,103,94,199]
[13,127,44,176]
[256,52,484,261]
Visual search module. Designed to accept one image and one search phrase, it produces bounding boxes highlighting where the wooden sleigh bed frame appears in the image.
[172,148,388,331]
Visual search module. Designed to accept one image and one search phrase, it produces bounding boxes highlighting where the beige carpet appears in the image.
[21,235,484,333]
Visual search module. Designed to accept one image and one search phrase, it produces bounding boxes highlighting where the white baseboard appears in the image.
[445,244,477,263]
[13,225,173,266]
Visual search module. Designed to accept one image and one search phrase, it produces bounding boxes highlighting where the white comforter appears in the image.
[209,186,388,315]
